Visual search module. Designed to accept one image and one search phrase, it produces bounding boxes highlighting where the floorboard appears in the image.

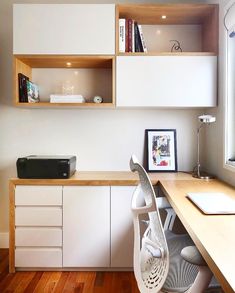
[0,250,140,293]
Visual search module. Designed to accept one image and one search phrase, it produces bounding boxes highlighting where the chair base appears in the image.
[187,266,213,293]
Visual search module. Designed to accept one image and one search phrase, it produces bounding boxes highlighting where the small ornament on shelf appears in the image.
[62,80,74,95]
[170,40,182,52]
[93,96,103,103]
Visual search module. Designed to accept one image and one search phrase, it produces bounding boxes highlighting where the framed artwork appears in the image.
[146,129,177,172]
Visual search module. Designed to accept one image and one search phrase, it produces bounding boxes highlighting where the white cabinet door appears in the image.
[13,4,115,54]
[116,56,217,107]
[63,186,110,267]
[111,186,136,268]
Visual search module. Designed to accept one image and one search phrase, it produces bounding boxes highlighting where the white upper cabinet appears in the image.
[13,4,115,55]
[116,56,217,108]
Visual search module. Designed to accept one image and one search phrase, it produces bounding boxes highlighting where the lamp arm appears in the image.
[197,123,204,177]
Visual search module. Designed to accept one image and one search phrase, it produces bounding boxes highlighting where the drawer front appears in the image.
[15,186,62,206]
[15,207,62,226]
[15,227,62,247]
[15,248,62,267]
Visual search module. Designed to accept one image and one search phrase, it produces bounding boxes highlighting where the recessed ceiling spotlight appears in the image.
[161,15,167,19]
[66,62,72,66]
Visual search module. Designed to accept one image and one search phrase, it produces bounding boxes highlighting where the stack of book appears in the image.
[18,73,40,103]
[119,19,147,53]
[50,94,85,103]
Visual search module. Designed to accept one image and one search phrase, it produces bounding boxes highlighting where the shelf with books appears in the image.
[117,52,217,57]
[14,55,115,107]
[116,4,218,55]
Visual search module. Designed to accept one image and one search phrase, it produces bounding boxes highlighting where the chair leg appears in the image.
[187,266,213,293]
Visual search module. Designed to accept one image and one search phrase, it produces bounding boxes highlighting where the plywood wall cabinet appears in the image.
[13,3,218,108]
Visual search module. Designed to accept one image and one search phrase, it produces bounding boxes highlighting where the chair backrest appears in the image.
[130,155,169,293]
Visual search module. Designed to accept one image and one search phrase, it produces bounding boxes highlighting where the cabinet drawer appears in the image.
[15,227,62,246]
[15,186,62,206]
[15,207,62,226]
[15,248,62,267]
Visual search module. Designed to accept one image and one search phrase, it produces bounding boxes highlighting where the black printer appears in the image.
[17,155,76,179]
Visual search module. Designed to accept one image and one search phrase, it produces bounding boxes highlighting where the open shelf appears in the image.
[14,102,115,108]
[14,55,115,107]
[116,4,218,54]
[117,52,217,56]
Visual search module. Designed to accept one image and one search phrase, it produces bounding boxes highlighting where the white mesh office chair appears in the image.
[130,155,219,293]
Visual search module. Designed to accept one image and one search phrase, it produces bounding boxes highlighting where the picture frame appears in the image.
[27,80,40,103]
[146,129,177,172]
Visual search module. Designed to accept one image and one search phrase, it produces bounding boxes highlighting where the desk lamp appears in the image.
[192,114,216,179]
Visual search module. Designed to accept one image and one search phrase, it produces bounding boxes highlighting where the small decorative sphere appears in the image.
[93,96,103,103]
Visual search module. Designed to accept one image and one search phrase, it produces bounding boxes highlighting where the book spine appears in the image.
[136,24,144,52]
[132,20,135,52]
[18,73,29,102]
[134,22,141,52]
[125,20,128,52]
[127,19,133,52]
[137,24,147,53]
[18,74,24,103]
[23,77,28,102]
[119,19,126,53]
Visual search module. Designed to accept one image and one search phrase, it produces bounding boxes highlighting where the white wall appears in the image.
[0,0,206,234]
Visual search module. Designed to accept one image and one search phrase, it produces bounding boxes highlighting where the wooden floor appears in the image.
[0,249,140,293]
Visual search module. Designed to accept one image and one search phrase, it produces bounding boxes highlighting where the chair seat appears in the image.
[181,245,207,266]
[162,231,220,293]
[162,231,199,293]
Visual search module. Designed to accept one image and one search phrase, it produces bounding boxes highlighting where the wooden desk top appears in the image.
[10,171,194,186]
[159,179,235,293]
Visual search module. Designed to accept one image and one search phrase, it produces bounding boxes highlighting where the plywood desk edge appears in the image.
[159,179,235,293]
[9,171,193,186]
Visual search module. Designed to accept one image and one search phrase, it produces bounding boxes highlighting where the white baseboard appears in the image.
[0,232,9,248]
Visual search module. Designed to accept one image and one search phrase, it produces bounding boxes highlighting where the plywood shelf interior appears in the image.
[117,52,217,56]
[14,55,115,107]
[116,4,218,54]
[14,102,115,108]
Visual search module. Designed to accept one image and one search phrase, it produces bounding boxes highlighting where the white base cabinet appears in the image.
[63,186,110,267]
[116,56,217,107]
[13,184,135,269]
